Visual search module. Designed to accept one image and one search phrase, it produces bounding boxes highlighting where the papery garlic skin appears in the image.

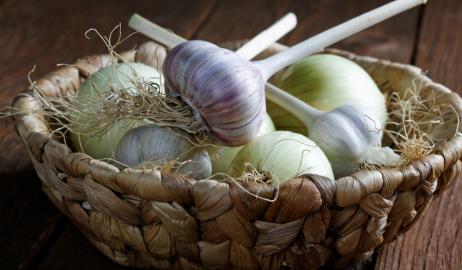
[115,125,212,179]
[308,105,397,177]
[163,40,266,147]
[70,63,162,159]
[229,131,334,185]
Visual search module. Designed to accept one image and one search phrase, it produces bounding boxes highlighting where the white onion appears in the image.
[210,113,275,174]
[228,131,334,185]
[70,63,163,159]
[269,54,387,134]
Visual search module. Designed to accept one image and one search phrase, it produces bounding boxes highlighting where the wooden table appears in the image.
[1,0,461,269]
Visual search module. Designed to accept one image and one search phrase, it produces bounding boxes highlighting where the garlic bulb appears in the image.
[229,131,334,185]
[70,63,162,159]
[162,1,423,146]
[210,113,275,174]
[133,0,425,147]
[164,40,266,147]
[115,125,212,179]
[269,54,387,133]
[266,83,399,178]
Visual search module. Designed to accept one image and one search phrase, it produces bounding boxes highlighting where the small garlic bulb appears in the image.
[308,105,388,176]
[115,125,212,179]
[164,40,266,147]
[158,0,424,147]
[266,83,399,178]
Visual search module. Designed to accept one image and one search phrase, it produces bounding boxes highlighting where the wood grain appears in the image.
[193,0,291,42]
[36,224,130,270]
[283,0,420,63]
[0,0,216,269]
[376,0,462,269]
[1,0,459,269]
[194,0,419,63]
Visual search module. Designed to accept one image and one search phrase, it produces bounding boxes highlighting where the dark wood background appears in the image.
[0,0,461,269]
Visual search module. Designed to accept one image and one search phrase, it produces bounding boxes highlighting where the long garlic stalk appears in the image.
[129,0,426,148]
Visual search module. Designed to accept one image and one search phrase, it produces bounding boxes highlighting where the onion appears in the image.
[269,54,386,134]
[228,131,334,185]
[70,63,163,159]
[210,113,275,174]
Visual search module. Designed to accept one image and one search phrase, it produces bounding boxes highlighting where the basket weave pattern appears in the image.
[12,41,462,269]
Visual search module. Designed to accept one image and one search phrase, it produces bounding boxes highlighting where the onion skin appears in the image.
[210,113,275,175]
[164,40,266,147]
[229,131,334,185]
[269,54,387,134]
[70,63,161,159]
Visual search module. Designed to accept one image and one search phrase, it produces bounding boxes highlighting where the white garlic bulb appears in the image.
[115,125,212,179]
[266,83,399,178]
[132,0,425,147]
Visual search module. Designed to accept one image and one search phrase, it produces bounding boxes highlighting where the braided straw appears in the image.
[12,41,462,269]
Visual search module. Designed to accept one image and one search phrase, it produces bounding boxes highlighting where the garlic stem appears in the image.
[255,0,427,79]
[266,83,400,177]
[235,13,297,60]
[128,13,296,61]
[129,14,185,50]
[265,83,321,127]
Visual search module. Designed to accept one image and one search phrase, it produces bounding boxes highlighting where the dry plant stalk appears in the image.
[26,25,207,149]
[213,162,279,203]
[384,80,459,167]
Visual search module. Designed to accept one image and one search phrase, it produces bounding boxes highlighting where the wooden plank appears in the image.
[193,0,291,43]
[0,0,217,269]
[283,0,419,63]
[376,0,462,269]
[0,84,65,269]
[195,0,419,63]
[0,0,218,94]
[33,0,421,269]
[36,223,130,270]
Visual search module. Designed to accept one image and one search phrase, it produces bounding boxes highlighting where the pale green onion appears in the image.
[210,113,275,174]
[70,63,162,159]
[268,54,387,134]
[228,131,334,185]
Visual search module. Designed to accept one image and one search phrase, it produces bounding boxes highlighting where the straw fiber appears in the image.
[12,41,462,269]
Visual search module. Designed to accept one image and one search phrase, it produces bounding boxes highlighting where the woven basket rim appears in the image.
[10,41,462,269]
[12,41,462,199]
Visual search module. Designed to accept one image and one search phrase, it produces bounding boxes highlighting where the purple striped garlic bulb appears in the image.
[160,0,426,147]
[164,40,266,147]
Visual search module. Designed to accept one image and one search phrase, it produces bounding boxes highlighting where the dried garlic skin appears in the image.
[115,125,212,180]
[308,105,385,177]
[164,40,266,147]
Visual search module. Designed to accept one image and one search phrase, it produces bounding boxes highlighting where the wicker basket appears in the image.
[12,41,462,269]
